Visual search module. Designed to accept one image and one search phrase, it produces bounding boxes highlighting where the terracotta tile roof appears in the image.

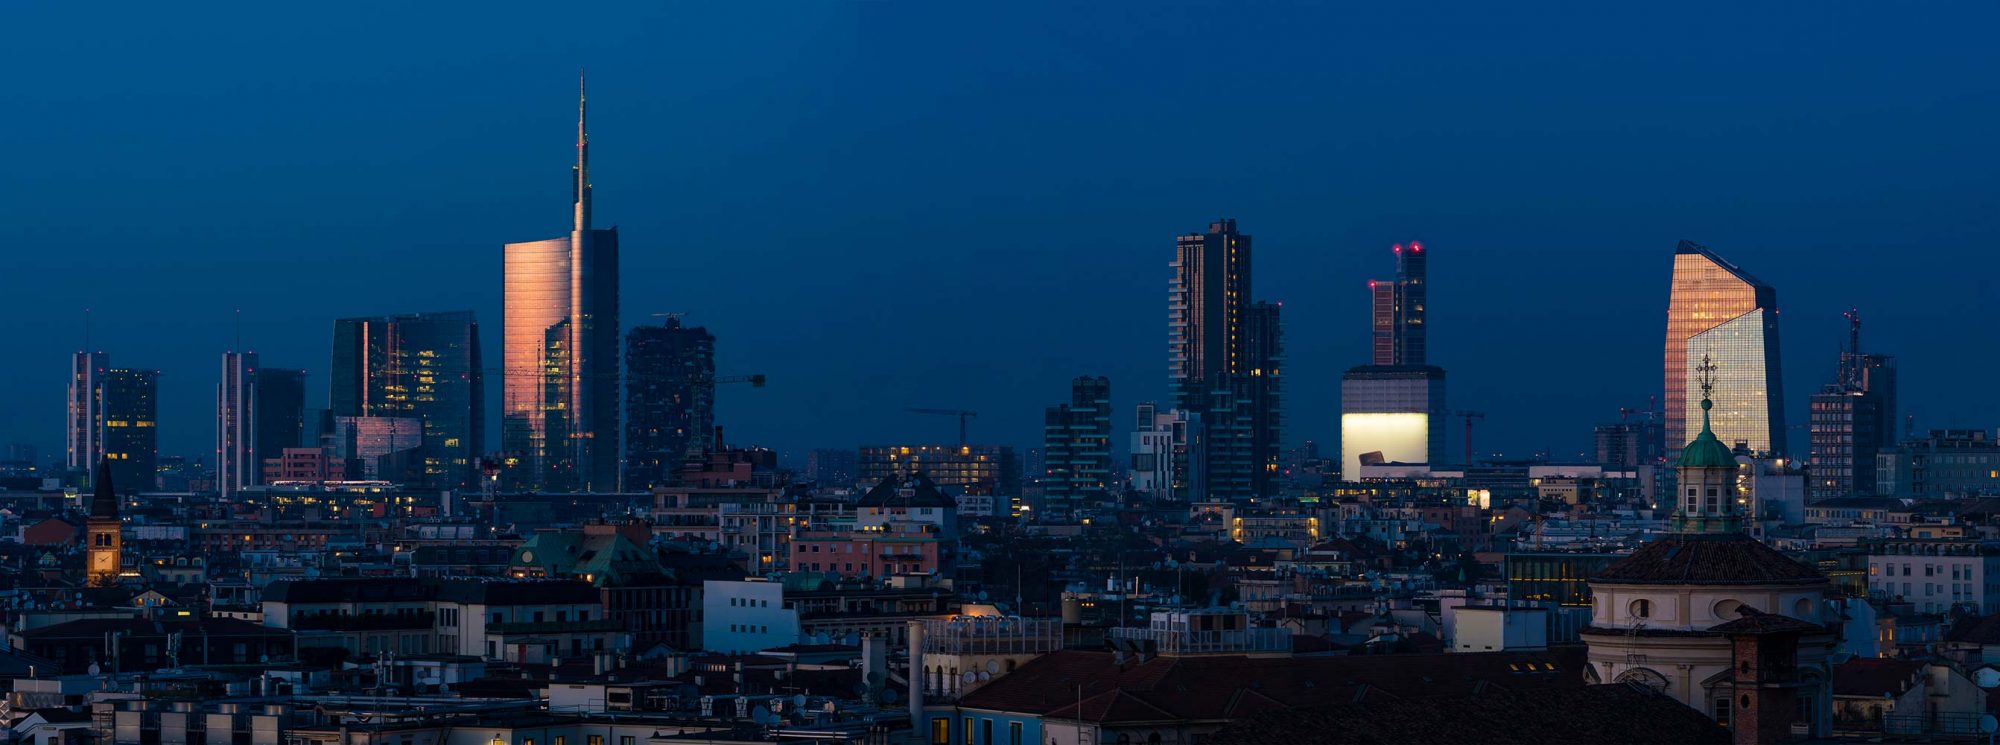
[1833,658,1925,699]
[1206,683,1730,744]
[1947,614,2000,645]
[957,648,1585,721]
[1592,533,1826,586]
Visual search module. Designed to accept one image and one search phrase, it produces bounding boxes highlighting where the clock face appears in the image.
[521,550,535,563]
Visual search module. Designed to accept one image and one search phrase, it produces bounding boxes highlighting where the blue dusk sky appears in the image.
[2,2,1996,466]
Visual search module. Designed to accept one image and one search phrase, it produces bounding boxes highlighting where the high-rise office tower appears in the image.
[624,316,716,490]
[1808,311,1896,500]
[67,351,107,480]
[1664,240,1786,455]
[1371,242,1427,366]
[503,75,621,492]
[1342,242,1446,477]
[98,367,158,494]
[330,311,484,489]
[1042,376,1113,517]
[1244,301,1284,485]
[1166,219,1282,501]
[218,352,254,498]
[217,353,303,497]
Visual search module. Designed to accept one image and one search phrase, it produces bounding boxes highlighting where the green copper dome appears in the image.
[1678,398,1737,469]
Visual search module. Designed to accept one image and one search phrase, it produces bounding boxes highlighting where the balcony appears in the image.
[1106,626,1292,657]
[294,611,435,631]
[488,618,625,635]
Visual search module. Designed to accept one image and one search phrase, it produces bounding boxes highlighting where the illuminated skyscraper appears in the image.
[330,311,484,489]
[1343,242,1445,477]
[1370,241,1427,366]
[1664,240,1785,455]
[1166,219,1282,501]
[624,316,715,490]
[503,74,621,492]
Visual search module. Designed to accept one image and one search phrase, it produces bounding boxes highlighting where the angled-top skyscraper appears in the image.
[1663,240,1785,456]
[503,74,621,492]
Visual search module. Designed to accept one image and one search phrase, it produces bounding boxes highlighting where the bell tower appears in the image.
[86,457,122,587]
[1672,355,1745,533]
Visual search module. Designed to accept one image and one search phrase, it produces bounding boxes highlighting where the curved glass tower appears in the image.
[502,75,620,492]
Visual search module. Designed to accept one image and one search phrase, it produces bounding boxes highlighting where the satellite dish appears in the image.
[1982,715,1998,735]
[961,671,977,684]
[977,671,991,682]
[792,693,807,710]
[985,660,1000,674]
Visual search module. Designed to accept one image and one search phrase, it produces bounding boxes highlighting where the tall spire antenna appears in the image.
[234,308,242,351]
[574,68,590,236]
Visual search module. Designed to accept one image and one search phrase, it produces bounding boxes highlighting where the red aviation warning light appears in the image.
[1410,241,1423,253]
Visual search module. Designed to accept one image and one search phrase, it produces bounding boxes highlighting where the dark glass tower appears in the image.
[218,352,307,497]
[1042,375,1113,517]
[330,311,484,489]
[1370,242,1427,366]
[99,367,158,494]
[503,75,620,492]
[624,317,715,490]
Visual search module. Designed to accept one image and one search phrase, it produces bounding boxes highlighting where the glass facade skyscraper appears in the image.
[502,76,620,492]
[624,317,716,490]
[1683,309,1786,455]
[1370,242,1427,366]
[330,311,484,489]
[1664,240,1783,454]
[99,367,158,494]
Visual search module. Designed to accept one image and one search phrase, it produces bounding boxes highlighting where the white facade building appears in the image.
[701,579,800,654]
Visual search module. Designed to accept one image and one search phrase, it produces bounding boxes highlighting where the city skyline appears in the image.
[5,4,1999,466]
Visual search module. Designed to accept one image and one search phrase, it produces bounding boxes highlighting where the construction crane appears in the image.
[906,408,977,445]
[1454,410,1486,466]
